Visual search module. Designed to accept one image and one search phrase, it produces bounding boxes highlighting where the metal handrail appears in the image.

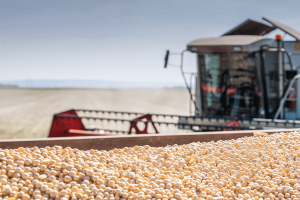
[179,50,199,114]
[189,73,197,115]
[274,74,300,119]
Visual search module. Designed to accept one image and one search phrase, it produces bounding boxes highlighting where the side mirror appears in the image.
[164,50,169,68]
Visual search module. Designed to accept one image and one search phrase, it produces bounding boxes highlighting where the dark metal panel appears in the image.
[259,50,271,118]
[223,19,275,36]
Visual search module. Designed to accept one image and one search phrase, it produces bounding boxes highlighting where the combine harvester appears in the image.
[49,17,300,138]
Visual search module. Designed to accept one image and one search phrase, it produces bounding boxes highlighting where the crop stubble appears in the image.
[0,87,189,139]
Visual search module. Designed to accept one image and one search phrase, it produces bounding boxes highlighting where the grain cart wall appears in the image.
[2,128,300,150]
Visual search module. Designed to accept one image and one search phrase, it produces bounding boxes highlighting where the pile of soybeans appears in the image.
[1,131,300,200]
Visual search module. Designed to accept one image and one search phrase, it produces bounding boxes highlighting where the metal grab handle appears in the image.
[274,74,300,119]
[283,51,294,71]
[179,50,199,114]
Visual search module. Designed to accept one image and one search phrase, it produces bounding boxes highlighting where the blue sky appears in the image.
[1,0,299,84]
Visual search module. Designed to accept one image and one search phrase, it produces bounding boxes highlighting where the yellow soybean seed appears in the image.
[0,131,300,199]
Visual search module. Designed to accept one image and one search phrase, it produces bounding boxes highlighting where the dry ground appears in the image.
[0,87,190,139]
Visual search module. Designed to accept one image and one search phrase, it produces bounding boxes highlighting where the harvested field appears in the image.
[0,87,190,139]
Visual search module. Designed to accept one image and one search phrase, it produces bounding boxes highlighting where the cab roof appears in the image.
[187,17,300,53]
[188,35,266,46]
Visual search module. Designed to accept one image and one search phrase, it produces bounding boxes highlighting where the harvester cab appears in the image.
[165,17,300,127]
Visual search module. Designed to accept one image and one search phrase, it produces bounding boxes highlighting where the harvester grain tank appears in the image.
[49,17,300,137]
